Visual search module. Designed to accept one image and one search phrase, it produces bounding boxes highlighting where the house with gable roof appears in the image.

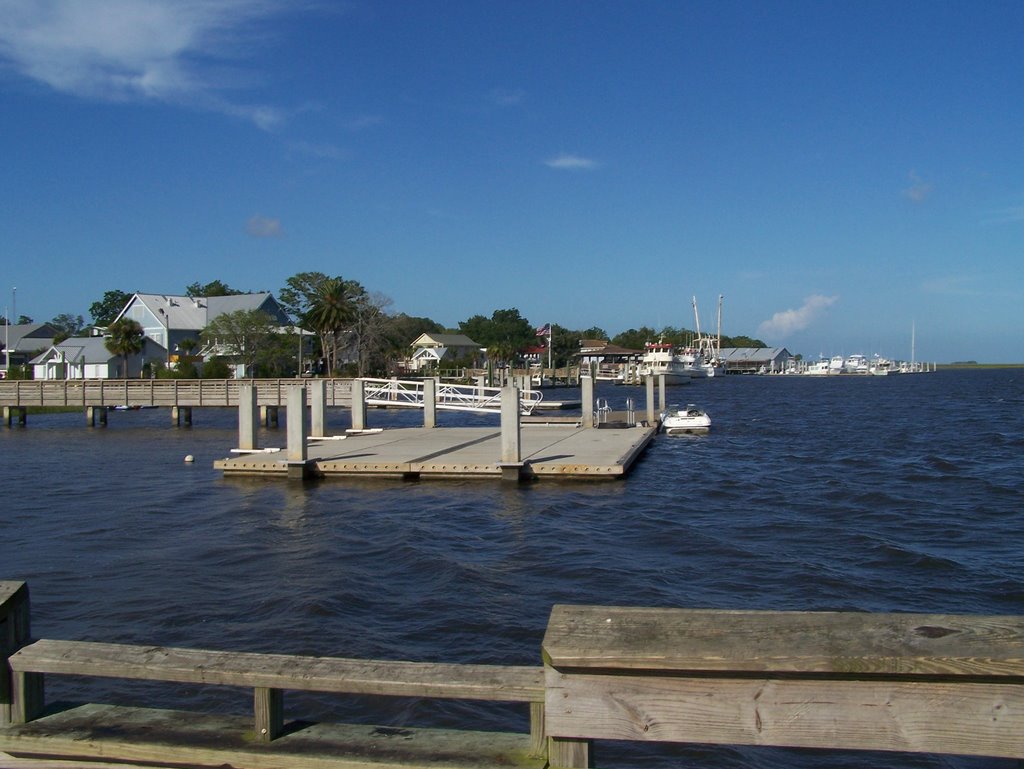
[31,336,167,379]
[1,323,60,376]
[406,332,482,372]
[112,292,291,363]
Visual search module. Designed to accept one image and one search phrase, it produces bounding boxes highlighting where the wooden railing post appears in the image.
[529,701,547,759]
[1,581,32,726]
[254,686,283,741]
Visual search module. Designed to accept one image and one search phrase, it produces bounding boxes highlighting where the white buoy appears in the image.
[184,454,195,463]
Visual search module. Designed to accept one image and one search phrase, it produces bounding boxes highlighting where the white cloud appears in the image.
[984,205,1024,224]
[0,0,289,129]
[246,215,282,238]
[758,294,838,338]
[489,87,525,107]
[921,274,982,296]
[544,153,598,171]
[903,170,932,202]
[287,140,346,160]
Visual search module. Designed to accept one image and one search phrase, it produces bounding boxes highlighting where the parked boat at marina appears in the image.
[660,403,711,434]
[638,342,692,385]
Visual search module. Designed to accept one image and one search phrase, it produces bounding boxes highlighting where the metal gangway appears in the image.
[361,378,543,414]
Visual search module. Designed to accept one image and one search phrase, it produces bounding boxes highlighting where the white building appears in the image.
[31,337,166,380]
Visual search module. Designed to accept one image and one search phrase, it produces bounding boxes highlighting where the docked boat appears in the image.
[638,342,692,385]
[660,404,711,435]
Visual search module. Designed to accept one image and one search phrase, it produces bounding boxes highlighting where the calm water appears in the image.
[3,369,1024,768]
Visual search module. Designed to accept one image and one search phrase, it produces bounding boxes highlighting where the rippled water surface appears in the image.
[3,369,1024,767]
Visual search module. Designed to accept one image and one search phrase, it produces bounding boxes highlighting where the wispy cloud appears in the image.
[984,204,1024,224]
[903,170,933,202]
[344,114,385,132]
[489,87,525,107]
[246,215,282,238]
[286,140,346,161]
[544,153,598,171]
[921,274,982,296]
[0,0,290,130]
[758,294,838,338]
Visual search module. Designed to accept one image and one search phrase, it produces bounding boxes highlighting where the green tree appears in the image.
[722,334,766,348]
[348,290,395,376]
[201,357,232,379]
[50,313,86,343]
[303,277,356,375]
[89,290,131,326]
[104,318,145,378]
[201,309,278,377]
[458,308,534,352]
[278,271,332,324]
[185,280,244,297]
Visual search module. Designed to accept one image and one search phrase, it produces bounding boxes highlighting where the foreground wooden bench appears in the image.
[0,583,545,769]
[543,604,1024,766]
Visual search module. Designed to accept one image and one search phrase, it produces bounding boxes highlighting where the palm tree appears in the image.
[303,277,354,375]
[105,319,145,378]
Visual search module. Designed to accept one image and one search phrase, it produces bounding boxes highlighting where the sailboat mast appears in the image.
[716,294,723,355]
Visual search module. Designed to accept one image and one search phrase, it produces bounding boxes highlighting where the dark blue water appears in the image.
[3,369,1024,768]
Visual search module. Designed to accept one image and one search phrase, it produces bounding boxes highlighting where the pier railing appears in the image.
[362,377,544,414]
[0,378,352,408]
[6,584,1024,768]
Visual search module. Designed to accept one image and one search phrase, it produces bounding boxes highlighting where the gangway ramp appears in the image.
[362,378,543,414]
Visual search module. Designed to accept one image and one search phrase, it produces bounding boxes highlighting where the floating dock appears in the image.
[215,423,656,481]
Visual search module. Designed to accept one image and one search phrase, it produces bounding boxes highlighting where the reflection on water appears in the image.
[3,370,1024,768]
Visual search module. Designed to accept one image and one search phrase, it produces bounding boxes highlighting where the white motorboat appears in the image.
[638,342,692,385]
[660,404,711,434]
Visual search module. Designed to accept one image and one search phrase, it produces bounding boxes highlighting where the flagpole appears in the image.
[547,323,552,373]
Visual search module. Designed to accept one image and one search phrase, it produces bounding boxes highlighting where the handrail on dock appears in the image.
[6,583,1024,768]
[361,377,543,414]
[0,378,353,409]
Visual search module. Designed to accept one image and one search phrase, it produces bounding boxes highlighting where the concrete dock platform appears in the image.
[214,424,657,481]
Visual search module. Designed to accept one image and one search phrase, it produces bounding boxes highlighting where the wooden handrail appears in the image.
[0,378,353,408]
[542,604,1024,765]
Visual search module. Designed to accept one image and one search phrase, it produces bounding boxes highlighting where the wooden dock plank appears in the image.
[0,703,544,769]
[542,604,1024,675]
[215,425,657,480]
[10,640,544,702]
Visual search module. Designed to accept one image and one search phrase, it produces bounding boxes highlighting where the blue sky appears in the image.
[1,1,1021,363]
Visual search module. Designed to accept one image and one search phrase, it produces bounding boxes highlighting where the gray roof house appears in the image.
[407,333,481,371]
[111,292,291,361]
[1,323,60,374]
[31,336,167,380]
[719,347,793,374]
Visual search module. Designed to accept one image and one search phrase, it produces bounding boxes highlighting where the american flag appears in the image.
[535,323,550,337]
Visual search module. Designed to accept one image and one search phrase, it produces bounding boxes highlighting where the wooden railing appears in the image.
[0,378,352,408]
[543,604,1024,765]
[6,584,1024,768]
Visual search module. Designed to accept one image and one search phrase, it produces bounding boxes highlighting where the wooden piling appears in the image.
[0,581,31,726]
[423,378,436,428]
[645,376,656,424]
[350,379,366,431]
[85,405,106,427]
[238,384,258,451]
[286,386,308,465]
[310,379,327,437]
[171,405,192,427]
[260,406,279,428]
[3,406,27,428]
[580,376,594,428]
[499,384,523,481]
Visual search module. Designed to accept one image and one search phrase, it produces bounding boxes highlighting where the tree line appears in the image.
[15,275,765,378]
